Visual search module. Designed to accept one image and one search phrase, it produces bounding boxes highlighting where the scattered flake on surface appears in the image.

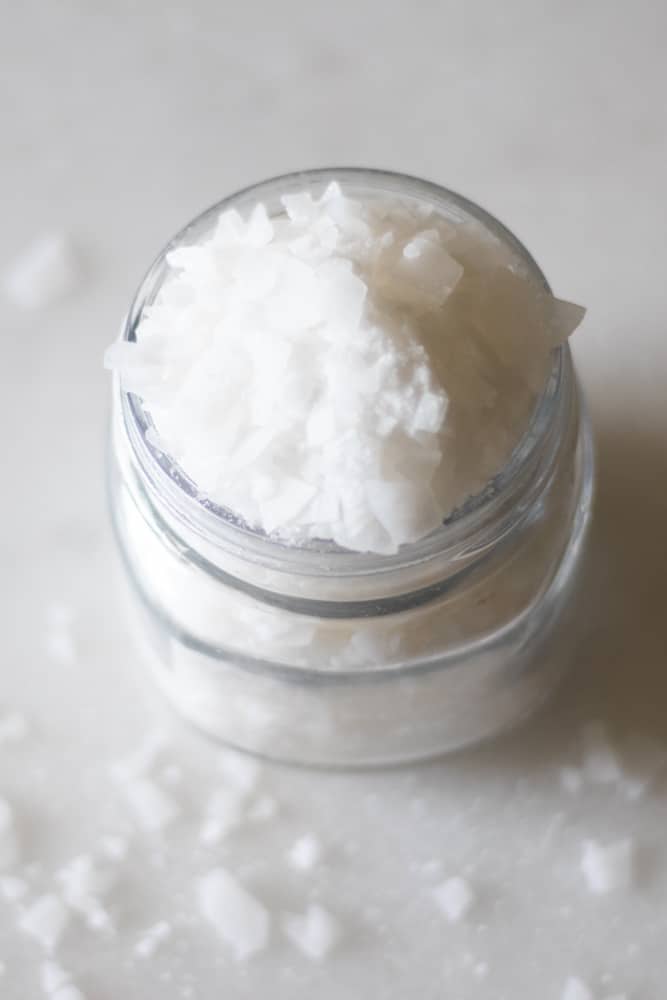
[19,894,70,953]
[50,987,86,1000]
[247,796,278,822]
[44,604,76,665]
[560,766,584,794]
[581,839,634,894]
[418,859,443,877]
[473,961,489,979]
[0,711,28,744]
[41,960,71,993]
[134,920,173,958]
[217,749,261,796]
[288,834,323,871]
[2,233,79,310]
[110,730,169,782]
[197,867,270,960]
[562,977,594,1000]
[432,876,475,922]
[56,854,115,931]
[580,721,623,785]
[161,764,183,785]
[99,834,130,861]
[282,903,341,960]
[120,778,179,832]
[0,796,20,869]
[0,875,28,900]
[0,960,5,975]
[199,787,244,844]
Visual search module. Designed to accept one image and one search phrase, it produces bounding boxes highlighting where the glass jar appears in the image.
[107,168,594,767]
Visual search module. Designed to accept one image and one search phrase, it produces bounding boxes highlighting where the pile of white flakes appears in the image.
[105,182,584,554]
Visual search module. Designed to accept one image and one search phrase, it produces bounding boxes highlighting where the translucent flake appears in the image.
[197,867,270,960]
[432,876,475,923]
[19,894,70,953]
[562,977,594,1000]
[288,834,322,871]
[282,904,340,960]
[134,920,173,959]
[0,797,20,869]
[3,233,79,309]
[581,839,634,894]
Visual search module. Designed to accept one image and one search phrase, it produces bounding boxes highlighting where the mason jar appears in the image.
[107,168,594,767]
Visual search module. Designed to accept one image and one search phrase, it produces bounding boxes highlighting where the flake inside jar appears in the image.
[105,182,584,555]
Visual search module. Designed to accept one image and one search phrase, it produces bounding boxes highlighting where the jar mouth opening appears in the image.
[120,167,563,578]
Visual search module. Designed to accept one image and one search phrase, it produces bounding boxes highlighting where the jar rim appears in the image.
[119,167,565,581]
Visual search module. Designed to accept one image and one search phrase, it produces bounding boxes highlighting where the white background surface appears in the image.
[1,2,666,997]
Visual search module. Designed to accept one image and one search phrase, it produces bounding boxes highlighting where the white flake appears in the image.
[0,797,20,869]
[581,839,634,894]
[19,894,70,953]
[3,233,79,310]
[197,867,270,960]
[288,834,322,871]
[562,977,593,1000]
[0,875,27,900]
[122,778,179,832]
[134,920,173,958]
[110,731,168,783]
[282,904,341,960]
[217,749,261,796]
[56,854,115,932]
[40,960,71,993]
[247,796,278,822]
[0,712,28,744]
[432,876,475,922]
[99,834,130,861]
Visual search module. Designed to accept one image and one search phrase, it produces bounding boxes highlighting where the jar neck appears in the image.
[115,346,574,618]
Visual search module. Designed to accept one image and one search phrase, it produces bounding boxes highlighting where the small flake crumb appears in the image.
[51,987,86,1000]
[110,731,168,783]
[473,961,489,979]
[134,920,173,958]
[19,894,70,953]
[581,839,634,894]
[122,778,179,832]
[56,854,115,933]
[40,960,70,993]
[161,765,182,785]
[0,712,28,744]
[218,749,261,796]
[199,787,244,844]
[282,904,341,960]
[288,834,322,871]
[198,867,270,960]
[99,834,130,861]
[562,977,593,1000]
[432,876,475,923]
[247,796,278,822]
[0,797,21,869]
[0,875,28,901]
[3,233,80,310]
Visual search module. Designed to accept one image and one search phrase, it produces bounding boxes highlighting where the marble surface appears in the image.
[1,2,666,997]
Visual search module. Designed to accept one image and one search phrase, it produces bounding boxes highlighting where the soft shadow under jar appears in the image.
[107,168,594,767]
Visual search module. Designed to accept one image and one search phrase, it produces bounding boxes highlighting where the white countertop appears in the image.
[1,2,666,997]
